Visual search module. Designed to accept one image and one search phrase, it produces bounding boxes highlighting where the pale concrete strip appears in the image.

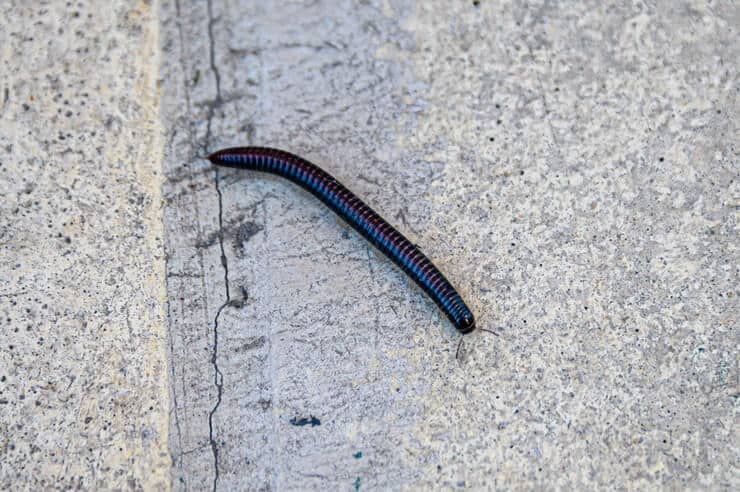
[0,1,170,489]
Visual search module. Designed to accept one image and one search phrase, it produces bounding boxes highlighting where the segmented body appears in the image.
[208,147,476,334]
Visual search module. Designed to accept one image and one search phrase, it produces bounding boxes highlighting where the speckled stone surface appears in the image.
[0,1,170,489]
[159,0,737,490]
[2,0,737,490]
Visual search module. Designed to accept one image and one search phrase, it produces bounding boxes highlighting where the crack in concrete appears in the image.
[203,0,222,156]
[163,253,184,478]
[208,299,227,492]
[167,3,201,489]
[205,1,226,490]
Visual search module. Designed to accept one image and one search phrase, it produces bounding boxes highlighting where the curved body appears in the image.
[208,147,476,334]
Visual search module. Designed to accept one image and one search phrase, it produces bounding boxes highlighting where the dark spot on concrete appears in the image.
[258,399,271,410]
[290,415,320,427]
[353,451,362,459]
[235,221,263,248]
[195,232,219,249]
[234,336,266,353]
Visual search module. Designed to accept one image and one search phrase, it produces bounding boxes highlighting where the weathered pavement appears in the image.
[1,1,169,489]
[2,0,738,490]
[159,0,737,490]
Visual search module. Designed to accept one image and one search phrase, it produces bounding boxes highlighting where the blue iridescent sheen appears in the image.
[208,147,476,334]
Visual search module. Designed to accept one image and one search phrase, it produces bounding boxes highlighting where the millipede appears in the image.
[208,147,481,335]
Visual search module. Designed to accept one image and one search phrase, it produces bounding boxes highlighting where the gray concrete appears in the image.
[1,0,737,490]
[160,0,738,490]
[0,1,170,490]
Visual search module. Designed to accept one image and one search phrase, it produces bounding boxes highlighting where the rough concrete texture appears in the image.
[1,0,737,490]
[160,0,738,490]
[0,1,170,489]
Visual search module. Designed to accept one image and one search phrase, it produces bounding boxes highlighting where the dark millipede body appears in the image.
[208,147,476,334]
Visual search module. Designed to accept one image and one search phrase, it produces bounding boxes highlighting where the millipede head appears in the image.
[457,314,476,334]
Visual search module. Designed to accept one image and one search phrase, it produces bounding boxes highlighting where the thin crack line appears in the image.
[209,167,229,492]
[215,168,230,300]
[208,300,227,492]
[206,1,226,490]
[174,0,192,116]
[203,0,222,156]
[163,254,184,473]
[168,2,192,487]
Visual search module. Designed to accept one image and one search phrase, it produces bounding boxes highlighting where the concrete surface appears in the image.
[1,0,737,490]
[160,0,738,490]
[0,1,170,490]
